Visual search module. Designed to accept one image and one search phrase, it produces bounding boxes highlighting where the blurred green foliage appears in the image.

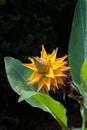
[0,0,13,5]
[0,0,6,5]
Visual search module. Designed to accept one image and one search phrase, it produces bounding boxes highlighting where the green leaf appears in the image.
[68,0,87,87]
[4,57,46,110]
[4,57,38,94]
[80,59,87,108]
[4,57,67,130]
[19,90,67,130]
[82,93,87,109]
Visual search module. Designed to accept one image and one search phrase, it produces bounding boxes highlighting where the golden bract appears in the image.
[23,45,70,92]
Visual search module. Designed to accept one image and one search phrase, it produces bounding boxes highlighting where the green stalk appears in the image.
[82,118,86,130]
[81,105,87,130]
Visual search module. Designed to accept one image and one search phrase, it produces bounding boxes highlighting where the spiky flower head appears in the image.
[23,45,70,92]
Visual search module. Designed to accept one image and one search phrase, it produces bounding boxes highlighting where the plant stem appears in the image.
[82,118,86,130]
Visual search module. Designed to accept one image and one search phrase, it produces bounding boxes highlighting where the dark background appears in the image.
[0,0,82,130]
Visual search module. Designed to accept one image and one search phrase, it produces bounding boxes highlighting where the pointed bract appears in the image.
[23,45,70,92]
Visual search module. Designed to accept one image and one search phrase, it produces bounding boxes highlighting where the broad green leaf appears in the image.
[68,0,87,87]
[19,90,67,130]
[4,57,38,93]
[4,57,46,110]
[4,57,67,130]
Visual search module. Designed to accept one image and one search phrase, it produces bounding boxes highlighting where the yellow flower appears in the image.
[23,45,70,92]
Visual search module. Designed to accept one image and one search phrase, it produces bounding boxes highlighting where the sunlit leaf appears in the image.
[81,59,87,91]
[80,59,87,108]
[19,90,67,130]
